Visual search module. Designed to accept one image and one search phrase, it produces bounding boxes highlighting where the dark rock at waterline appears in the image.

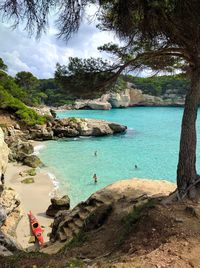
[50,109,57,118]
[46,195,70,217]
[108,123,127,133]
[22,155,43,168]
[27,118,127,140]
[28,125,54,141]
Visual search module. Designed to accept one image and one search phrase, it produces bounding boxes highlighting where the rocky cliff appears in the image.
[0,128,22,257]
[0,128,9,179]
[61,87,185,110]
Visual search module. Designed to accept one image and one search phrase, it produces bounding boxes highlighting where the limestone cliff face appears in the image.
[74,99,112,110]
[0,128,9,177]
[105,88,164,108]
[107,89,131,108]
[104,88,184,108]
[71,87,185,110]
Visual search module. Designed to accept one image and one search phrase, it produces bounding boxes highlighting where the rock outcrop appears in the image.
[49,191,113,244]
[22,155,42,168]
[8,140,34,162]
[27,123,54,140]
[0,188,21,236]
[28,118,127,140]
[0,128,9,179]
[75,100,112,110]
[42,179,175,255]
[46,195,70,217]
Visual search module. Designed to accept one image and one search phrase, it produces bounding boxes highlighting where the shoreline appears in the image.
[5,151,56,249]
[4,159,176,249]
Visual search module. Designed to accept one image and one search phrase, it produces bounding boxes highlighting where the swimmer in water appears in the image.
[94,150,97,156]
[134,165,138,169]
[93,173,98,183]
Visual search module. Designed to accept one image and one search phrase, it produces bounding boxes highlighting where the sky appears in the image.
[0,7,117,79]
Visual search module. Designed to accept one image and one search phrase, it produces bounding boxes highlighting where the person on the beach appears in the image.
[1,174,5,185]
[93,173,98,183]
[94,150,97,156]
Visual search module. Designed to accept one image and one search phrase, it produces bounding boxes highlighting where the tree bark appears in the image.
[177,67,200,198]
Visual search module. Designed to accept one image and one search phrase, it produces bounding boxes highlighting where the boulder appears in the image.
[46,195,70,217]
[108,123,127,133]
[0,232,22,256]
[22,155,43,168]
[8,140,34,162]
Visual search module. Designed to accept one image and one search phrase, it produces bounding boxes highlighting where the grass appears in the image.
[117,199,157,245]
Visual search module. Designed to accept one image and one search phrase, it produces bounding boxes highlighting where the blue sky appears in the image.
[0,7,117,79]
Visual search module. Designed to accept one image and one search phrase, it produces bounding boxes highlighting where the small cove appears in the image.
[39,107,200,207]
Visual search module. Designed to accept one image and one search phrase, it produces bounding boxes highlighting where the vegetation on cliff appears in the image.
[123,74,189,97]
[0,61,47,125]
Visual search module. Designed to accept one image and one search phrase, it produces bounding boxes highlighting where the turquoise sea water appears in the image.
[39,107,200,207]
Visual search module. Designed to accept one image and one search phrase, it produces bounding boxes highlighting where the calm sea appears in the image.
[39,107,200,207]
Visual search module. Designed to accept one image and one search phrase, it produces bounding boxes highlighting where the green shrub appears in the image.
[0,86,47,126]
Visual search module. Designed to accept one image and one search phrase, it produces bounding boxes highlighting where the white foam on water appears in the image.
[33,144,45,155]
[47,172,60,198]
[79,136,92,139]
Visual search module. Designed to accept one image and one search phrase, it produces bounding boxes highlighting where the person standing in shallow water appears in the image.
[93,174,98,183]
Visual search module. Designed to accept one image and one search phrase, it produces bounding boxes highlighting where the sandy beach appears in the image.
[5,161,55,249]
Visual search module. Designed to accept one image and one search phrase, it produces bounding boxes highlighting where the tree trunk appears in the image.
[177,67,200,198]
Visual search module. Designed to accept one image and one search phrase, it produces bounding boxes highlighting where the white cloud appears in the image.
[0,14,117,78]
